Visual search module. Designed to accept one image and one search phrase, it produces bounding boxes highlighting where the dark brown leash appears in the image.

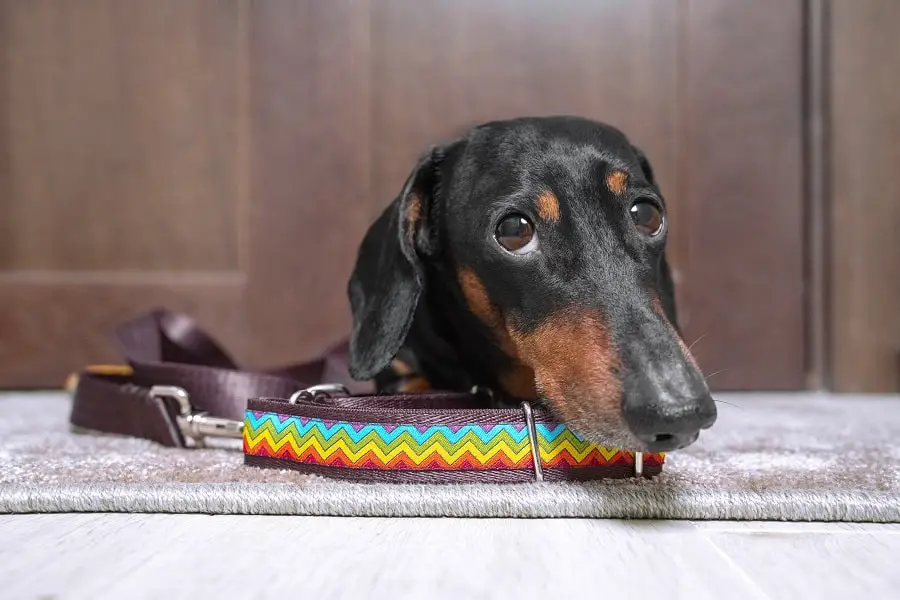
[68,309,664,483]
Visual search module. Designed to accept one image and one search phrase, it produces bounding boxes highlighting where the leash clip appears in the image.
[150,385,244,449]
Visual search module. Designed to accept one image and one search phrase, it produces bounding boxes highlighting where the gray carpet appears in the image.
[2,392,899,521]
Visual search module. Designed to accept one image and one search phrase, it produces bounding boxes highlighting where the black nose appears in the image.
[623,395,717,452]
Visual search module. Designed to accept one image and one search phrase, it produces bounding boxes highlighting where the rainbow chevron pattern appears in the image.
[243,410,664,472]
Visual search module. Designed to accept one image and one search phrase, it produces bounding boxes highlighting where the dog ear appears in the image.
[347,147,444,380]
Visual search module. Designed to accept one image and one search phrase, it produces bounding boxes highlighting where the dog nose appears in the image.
[623,395,717,452]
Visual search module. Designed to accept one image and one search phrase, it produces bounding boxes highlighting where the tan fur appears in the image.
[509,310,622,438]
[606,170,628,195]
[498,364,538,399]
[458,271,633,442]
[396,376,431,393]
[458,268,536,398]
[391,359,415,377]
[405,194,422,244]
[535,190,561,222]
[457,268,517,357]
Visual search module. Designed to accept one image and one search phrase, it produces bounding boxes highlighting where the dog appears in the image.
[346,116,716,453]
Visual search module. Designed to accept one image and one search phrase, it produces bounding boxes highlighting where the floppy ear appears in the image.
[347,147,444,380]
[633,144,681,330]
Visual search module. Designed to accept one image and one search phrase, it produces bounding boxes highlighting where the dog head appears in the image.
[347,116,716,452]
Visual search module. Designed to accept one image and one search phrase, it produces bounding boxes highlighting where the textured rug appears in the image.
[1,392,899,521]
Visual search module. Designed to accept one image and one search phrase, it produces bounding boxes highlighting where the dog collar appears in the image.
[242,393,662,483]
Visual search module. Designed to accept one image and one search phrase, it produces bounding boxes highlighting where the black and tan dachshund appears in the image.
[346,116,716,453]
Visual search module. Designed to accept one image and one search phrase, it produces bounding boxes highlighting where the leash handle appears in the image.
[69,308,362,448]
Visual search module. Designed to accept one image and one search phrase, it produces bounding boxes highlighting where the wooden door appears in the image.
[0,1,250,387]
[828,1,900,392]
[0,0,808,392]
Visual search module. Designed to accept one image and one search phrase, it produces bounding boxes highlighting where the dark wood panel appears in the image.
[806,0,830,390]
[0,3,9,251]
[0,0,250,388]
[0,0,243,272]
[830,1,900,392]
[679,0,807,390]
[0,279,246,388]
[245,0,371,366]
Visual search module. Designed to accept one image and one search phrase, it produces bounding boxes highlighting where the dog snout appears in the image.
[619,322,717,452]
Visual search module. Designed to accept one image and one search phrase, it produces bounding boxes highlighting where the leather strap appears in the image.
[68,309,664,483]
[70,309,371,448]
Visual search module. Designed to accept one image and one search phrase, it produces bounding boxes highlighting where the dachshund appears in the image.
[346,116,716,453]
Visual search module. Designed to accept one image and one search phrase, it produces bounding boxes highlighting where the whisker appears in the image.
[703,368,730,382]
[687,333,709,353]
[713,398,744,410]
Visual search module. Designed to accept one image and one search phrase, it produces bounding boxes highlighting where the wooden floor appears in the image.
[2,515,898,600]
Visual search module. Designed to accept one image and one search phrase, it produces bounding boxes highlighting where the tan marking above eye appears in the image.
[535,190,561,222]
[607,170,628,195]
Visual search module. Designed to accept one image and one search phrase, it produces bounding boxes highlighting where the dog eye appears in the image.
[495,214,537,253]
[630,201,664,237]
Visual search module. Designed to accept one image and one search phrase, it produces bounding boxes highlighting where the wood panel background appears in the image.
[679,0,806,390]
[0,0,249,387]
[829,1,900,392]
[246,0,371,366]
[0,0,834,392]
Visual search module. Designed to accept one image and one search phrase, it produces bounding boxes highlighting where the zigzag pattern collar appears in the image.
[243,396,664,484]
